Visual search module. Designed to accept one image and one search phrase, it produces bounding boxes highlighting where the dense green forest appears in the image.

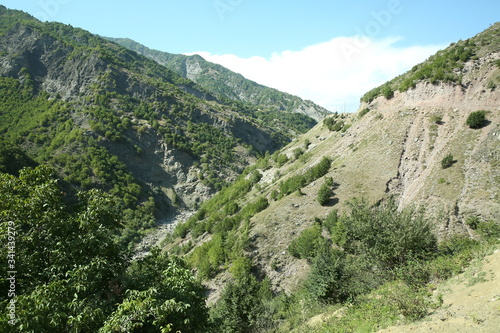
[0,166,209,332]
[0,76,156,247]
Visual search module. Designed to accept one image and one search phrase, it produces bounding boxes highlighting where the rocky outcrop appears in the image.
[0,24,105,98]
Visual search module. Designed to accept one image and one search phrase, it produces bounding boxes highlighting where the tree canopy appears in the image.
[0,166,209,332]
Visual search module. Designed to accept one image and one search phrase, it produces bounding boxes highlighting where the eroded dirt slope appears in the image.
[379,248,500,333]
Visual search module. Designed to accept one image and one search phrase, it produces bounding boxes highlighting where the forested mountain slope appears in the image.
[0,5,319,331]
[106,37,330,122]
[0,5,318,247]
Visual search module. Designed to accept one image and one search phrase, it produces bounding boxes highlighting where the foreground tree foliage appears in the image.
[210,274,273,333]
[304,199,438,304]
[0,166,208,332]
[102,249,208,333]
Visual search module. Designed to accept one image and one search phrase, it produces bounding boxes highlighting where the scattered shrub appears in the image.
[465,215,480,229]
[438,234,479,257]
[229,257,252,280]
[437,178,448,184]
[467,215,500,240]
[466,110,487,129]
[305,244,347,302]
[293,147,304,159]
[270,189,279,201]
[278,157,331,197]
[430,114,443,124]
[224,201,240,215]
[361,87,381,103]
[317,182,332,206]
[441,153,455,169]
[382,85,394,100]
[476,220,500,241]
[288,224,323,261]
[324,117,346,132]
[275,153,288,166]
[340,199,438,268]
[303,138,311,149]
[358,108,370,118]
[211,275,272,333]
[249,170,262,184]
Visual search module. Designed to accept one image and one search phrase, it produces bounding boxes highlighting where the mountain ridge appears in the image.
[105,36,331,122]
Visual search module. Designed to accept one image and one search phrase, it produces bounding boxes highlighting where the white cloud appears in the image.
[186,37,445,112]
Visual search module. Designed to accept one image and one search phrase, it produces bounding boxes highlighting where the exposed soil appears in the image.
[378,248,500,333]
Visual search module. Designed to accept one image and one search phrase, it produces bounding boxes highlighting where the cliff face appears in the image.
[362,50,499,222]
[0,24,103,98]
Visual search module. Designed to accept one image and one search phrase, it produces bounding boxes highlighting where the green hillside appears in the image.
[361,22,500,103]
[0,5,319,248]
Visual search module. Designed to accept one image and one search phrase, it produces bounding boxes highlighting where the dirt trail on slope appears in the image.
[378,248,500,333]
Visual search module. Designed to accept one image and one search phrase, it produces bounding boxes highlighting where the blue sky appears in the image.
[1,0,499,111]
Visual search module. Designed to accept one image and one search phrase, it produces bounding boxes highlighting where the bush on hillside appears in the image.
[441,153,455,169]
[324,116,345,132]
[305,244,347,302]
[288,224,323,261]
[382,85,394,100]
[210,275,273,333]
[293,147,304,159]
[337,198,438,268]
[466,110,487,129]
[317,182,332,206]
[358,108,370,118]
[278,157,331,198]
[430,114,443,124]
